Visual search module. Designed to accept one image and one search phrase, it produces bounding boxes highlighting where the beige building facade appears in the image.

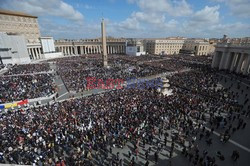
[144,37,215,56]
[145,37,186,55]
[181,39,213,56]
[0,9,43,60]
[55,38,126,55]
[0,9,40,44]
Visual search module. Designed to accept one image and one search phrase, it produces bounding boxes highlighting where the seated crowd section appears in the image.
[56,55,191,92]
[4,63,51,75]
[0,63,55,104]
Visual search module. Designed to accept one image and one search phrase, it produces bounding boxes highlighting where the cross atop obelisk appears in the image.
[101,18,108,68]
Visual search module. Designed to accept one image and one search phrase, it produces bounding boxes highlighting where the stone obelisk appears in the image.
[101,19,108,67]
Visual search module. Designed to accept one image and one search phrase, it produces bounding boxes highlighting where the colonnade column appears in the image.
[71,47,73,55]
[34,48,38,59]
[224,52,232,70]
[230,53,238,71]
[63,47,65,55]
[67,47,70,55]
[212,51,219,68]
[27,48,32,59]
[243,55,250,75]
[80,46,83,55]
[219,51,228,69]
[236,54,244,73]
[38,48,41,59]
[75,46,78,55]
[32,48,36,59]
[94,46,97,54]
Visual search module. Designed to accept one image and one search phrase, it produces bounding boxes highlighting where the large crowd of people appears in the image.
[56,56,171,92]
[169,55,212,65]
[0,63,56,104]
[0,62,249,166]
[169,68,237,101]
[115,55,164,63]
[55,55,210,93]
[0,74,56,104]
[4,64,51,75]
[144,59,189,72]
[0,54,249,166]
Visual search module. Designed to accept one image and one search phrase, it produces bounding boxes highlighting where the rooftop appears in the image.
[0,9,37,18]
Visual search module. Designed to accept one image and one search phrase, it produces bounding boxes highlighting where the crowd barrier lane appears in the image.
[28,93,57,103]
[0,99,29,110]
[0,93,57,110]
[4,103,17,109]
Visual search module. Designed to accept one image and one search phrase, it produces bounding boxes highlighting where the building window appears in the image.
[137,46,140,52]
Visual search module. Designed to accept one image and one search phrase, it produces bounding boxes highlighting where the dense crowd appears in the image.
[144,59,188,72]
[116,55,164,63]
[4,63,51,75]
[0,67,248,165]
[169,68,237,102]
[0,74,56,104]
[0,55,249,166]
[56,56,169,92]
[169,55,212,65]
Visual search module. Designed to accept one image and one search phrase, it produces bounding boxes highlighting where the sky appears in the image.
[0,0,250,39]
